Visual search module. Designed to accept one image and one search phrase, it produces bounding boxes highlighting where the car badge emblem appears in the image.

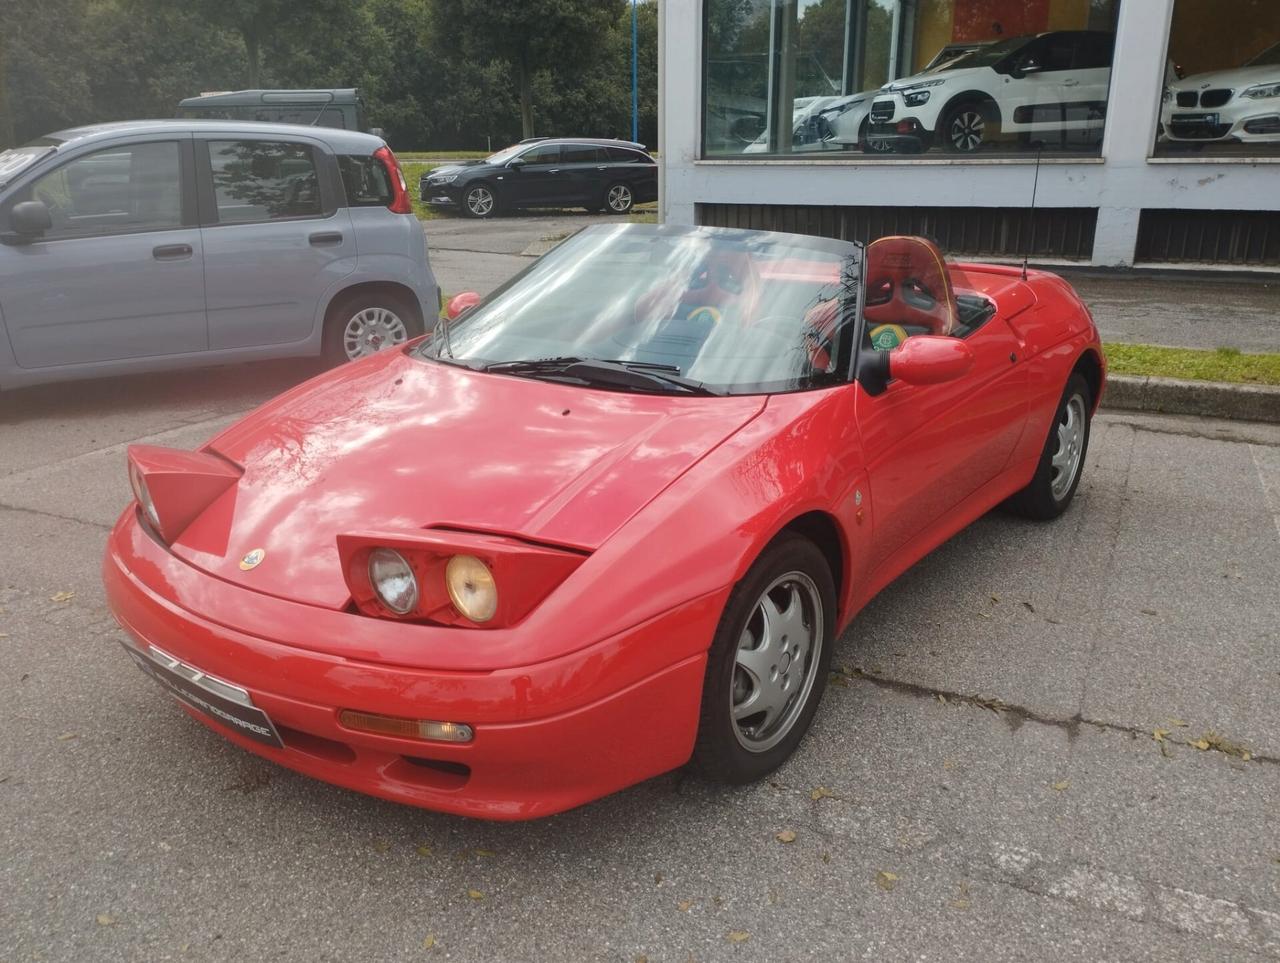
[239,548,266,571]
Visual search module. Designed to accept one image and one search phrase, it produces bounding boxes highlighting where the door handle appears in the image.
[547,169,560,174]
[1062,79,1080,86]
[309,231,343,246]
[596,166,607,170]
[152,243,193,260]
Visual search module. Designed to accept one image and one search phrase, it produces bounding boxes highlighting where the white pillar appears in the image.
[659,0,701,225]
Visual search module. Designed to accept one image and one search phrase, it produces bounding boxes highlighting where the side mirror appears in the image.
[6,200,52,243]
[446,291,482,320]
[889,336,974,386]
[507,157,526,170]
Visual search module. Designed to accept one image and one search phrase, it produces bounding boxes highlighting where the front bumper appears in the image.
[420,181,462,207]
[103,510,716,820]
[1162,106,1280,142]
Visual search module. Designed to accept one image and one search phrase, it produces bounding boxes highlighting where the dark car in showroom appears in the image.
[420,137,657,218]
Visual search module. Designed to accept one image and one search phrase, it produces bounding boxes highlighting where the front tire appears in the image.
[322,292,423,366]
[462,183,498,218]
[603,182,635,214]
[1004,371,1093,519]
[692,533,837,784]
[941,100,998,153]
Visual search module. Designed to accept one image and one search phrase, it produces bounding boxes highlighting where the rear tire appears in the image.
[603,182,635,214]
[691,533,836,785]
[322,291,423,366]
[1003,372,1092,520]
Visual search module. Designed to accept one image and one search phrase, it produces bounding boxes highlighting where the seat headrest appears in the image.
[863,235,957,336]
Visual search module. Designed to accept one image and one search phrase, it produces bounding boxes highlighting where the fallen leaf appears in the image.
[1139,608,1158,616]
[1022,601,1036,613]
[677,900,693,912]
[422,934,437,949]
[635,956,648,963]
[654,873,663,884]
[943,758,957,771]
[951,880,972,910]
[57,732,77,741]
[467,889,484,900]
[726,931,750,943]
[1051,779,1070,791]
[373,839,390,853]
[989,594,1000,603]
[936,693,947,705]
[50,591,75,603]
[96,913,115,926]
[1167,718,1189,728]
[876,870,899,892]
[776,829,797,844]
[1044,617,1062,625]
[1190,738,1211,750]
[473,848,496,857]
[415,844,433,857]
[828,672,850,688]
[973,696,1007,714]
[821,852,831,863]
[1152,728,1170,743]
[810,786,833,800]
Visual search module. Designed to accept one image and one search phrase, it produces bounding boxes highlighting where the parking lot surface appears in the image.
[2,344,1279,960]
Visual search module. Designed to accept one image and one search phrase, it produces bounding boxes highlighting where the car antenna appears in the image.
[1022,146,1043,282]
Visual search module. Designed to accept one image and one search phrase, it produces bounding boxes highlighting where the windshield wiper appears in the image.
[482,357,722,395]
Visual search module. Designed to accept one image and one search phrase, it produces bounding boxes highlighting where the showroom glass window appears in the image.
[702,0,1121,159]
[1155,0,1280,158]
[207,141,322,223]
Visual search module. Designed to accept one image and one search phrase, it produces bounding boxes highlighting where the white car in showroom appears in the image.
[742,93,875,154]
[865,30,1115,153]
[1161,41,1280,144]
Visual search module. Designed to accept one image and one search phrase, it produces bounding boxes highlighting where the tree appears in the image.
[430,0,622,138]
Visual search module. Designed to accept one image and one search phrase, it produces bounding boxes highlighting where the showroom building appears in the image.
[658,0,1280,268]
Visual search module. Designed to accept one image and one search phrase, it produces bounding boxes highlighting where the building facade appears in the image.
[659,0,1280,268]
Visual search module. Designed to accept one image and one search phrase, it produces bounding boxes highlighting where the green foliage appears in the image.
[1105,343,1280,385]
[0,0,659,151]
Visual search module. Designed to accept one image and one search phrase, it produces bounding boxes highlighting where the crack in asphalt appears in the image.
[830,666,1279,766]
[0,502,112,532]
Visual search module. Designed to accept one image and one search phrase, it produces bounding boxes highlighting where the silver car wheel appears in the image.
[466,186,494,217]
[731,571,824,753]
[1050,393,1087,500]
[949,110,985,151]
[342,307,409,361]
[607,184,633,212]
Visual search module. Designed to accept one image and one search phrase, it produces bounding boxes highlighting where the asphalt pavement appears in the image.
[2,213,1279,961]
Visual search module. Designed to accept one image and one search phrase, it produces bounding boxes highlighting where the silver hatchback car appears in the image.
[0,121,439,390]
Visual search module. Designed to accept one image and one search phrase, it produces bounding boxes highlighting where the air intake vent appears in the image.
[1136,209,1280,266]
[696,204,1097,260]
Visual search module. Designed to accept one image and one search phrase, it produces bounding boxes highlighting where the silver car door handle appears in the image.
[547,169,560,174]
[309,231,343,246]
[596,166,607,170]
[152,243,193,260]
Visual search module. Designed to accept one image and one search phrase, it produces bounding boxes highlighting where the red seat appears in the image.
[862,236,957,337]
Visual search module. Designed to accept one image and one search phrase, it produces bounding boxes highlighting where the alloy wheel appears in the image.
[949,110,986,151]
[607,185,633,212]
[466,187,494,217]
[731,571,824,753]
[342,307,409,361]
[1050,393,1087,500]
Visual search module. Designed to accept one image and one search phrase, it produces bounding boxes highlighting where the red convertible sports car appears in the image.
[104,225,1103,820]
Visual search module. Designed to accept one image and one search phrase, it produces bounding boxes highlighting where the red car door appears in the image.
[852,242,1028,577]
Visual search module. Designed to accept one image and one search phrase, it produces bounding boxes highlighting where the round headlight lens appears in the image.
[368,548,418,615]
[128,463,161,531]
[445,554,498,623]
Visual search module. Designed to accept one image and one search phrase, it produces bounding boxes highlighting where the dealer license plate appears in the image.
[122,641,284,748]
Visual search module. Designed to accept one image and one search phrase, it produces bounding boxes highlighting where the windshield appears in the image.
[484,144,526,165]
[1247,42,1280,67]
[930,35,1029,71]
[421,225,863,395]
[0,142,57,187]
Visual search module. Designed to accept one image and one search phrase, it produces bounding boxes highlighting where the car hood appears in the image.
[171,349,766,609]
[1170,65,1278,93]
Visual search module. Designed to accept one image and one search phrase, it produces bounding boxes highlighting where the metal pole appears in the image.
[632,0,640,142]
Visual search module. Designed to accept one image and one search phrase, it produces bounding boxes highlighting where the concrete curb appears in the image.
[1102,374,1280,424]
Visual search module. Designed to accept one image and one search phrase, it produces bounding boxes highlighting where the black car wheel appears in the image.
[603,182,634,215]
[691,533,836,784]
[941,100,998,153]
[462,183,497,218]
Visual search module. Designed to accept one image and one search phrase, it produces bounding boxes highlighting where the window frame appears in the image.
[194,135,340,227]
[0,135,196,243]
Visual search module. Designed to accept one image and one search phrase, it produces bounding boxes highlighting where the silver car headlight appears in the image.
[368,548,418,615]
[1242,82,1280,100]
[430,173,459,184]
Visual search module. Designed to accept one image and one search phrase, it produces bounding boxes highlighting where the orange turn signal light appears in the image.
[338,709,474,743]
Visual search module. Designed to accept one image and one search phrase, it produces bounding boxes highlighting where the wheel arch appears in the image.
[738,509,850,624]
[1072,347,1104,414]
[939,90,1003,126]
[323,280,426,330]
